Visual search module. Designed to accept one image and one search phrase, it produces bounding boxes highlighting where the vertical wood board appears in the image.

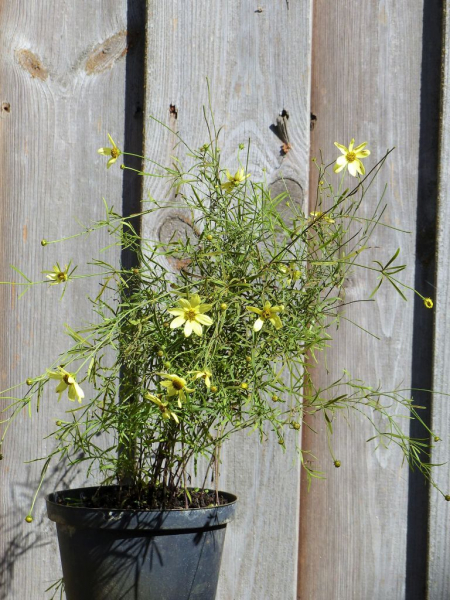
[0,2,127,598]
[299,1,424,598]
[428,2,450,597]
[142,2,312,598]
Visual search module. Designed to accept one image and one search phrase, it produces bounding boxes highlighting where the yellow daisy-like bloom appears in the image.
[424,297,433,309]
[221,168,250,193]
[310,211,335,224]
[168,294,213,337]
[333,139,370,177]
[146,393,179,424]
[43,263,71,285]
[98,134,121,169]
[190,368,212,389]
[246,301,283,332]
[157,373,194,407]
[47,367,85,403]
[279,264,302,285]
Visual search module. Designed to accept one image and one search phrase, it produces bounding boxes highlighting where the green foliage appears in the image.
[0,117,445,512]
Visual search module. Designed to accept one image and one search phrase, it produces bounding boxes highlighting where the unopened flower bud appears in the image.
[334,460,341,468]
[210,385,218,393]
[26,378,33,386]
[157,350,164,357]
[240,382,248,390]
[220,303,228,311]
[292,421,301,430]
[445,495,450,502]
[245,356,252,363]
[40,239,47,247]
[25,516,33,523]
[206,234,213,241]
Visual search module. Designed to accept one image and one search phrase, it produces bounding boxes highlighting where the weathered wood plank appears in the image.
[0,3,129,597]
[428,2,450,597]
[299,1,426,598]
[143,2,312,598]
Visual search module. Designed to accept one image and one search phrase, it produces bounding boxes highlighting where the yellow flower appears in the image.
[424,297,433,309]
[221,168,250,193]
[98,134,121,169]
[47,367,84,403]
[190,368,212,389]
[146,393,179,424]
[157,373,194,407]
[279,264,302,285]
[246,301,283,332]
[333,139,370,177]
[43,262,73,285]
[310,211,335,224]
[168,294,213,337]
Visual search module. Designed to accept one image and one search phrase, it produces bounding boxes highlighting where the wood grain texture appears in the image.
[299,1,425,599]
[428,2,450,597]
[142,2,312,598]
[0,2,127,597]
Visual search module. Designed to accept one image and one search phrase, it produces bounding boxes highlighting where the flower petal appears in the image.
[178,298,191,309]
[355,159,365,175]
[348,161,358,177]
[271,315,283,330]
[253,318,264,332]
[170,316,186,329]
[333,162,346,174]
[348,138,355,151]
[191,321,203,336]
[184,320,193,337]
[195,313,213,325]
[189,294,201,307]
[353,142,368,153]
[246,306,262,315]
[335,155,348,167]
[334,142,348,154]
[198,303,212,313]
[97,148,112,156]
[73,383,85,402]
[55,381,68,394]
[168,308,185,316]
[47,370,62,380]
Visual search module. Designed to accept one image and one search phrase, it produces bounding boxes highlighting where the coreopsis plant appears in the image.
[1,121,448,522]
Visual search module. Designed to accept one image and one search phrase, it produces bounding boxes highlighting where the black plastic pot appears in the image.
[46,485,237,600]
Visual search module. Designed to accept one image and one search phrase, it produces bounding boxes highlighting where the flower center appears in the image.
[63,374,74,385]
[185,309,197,321]
[111,147,120,159]
[172,379,184,391]
[346,151,356,163]
[57,272,67,281]
[262,309,272,319]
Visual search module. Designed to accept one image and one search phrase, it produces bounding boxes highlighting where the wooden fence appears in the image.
[0,1,449,599]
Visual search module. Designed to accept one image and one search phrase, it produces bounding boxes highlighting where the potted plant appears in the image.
[0,121,446,600]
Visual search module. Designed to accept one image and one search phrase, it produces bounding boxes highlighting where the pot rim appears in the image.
[46,484,238,513]
[46,485,238,531]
